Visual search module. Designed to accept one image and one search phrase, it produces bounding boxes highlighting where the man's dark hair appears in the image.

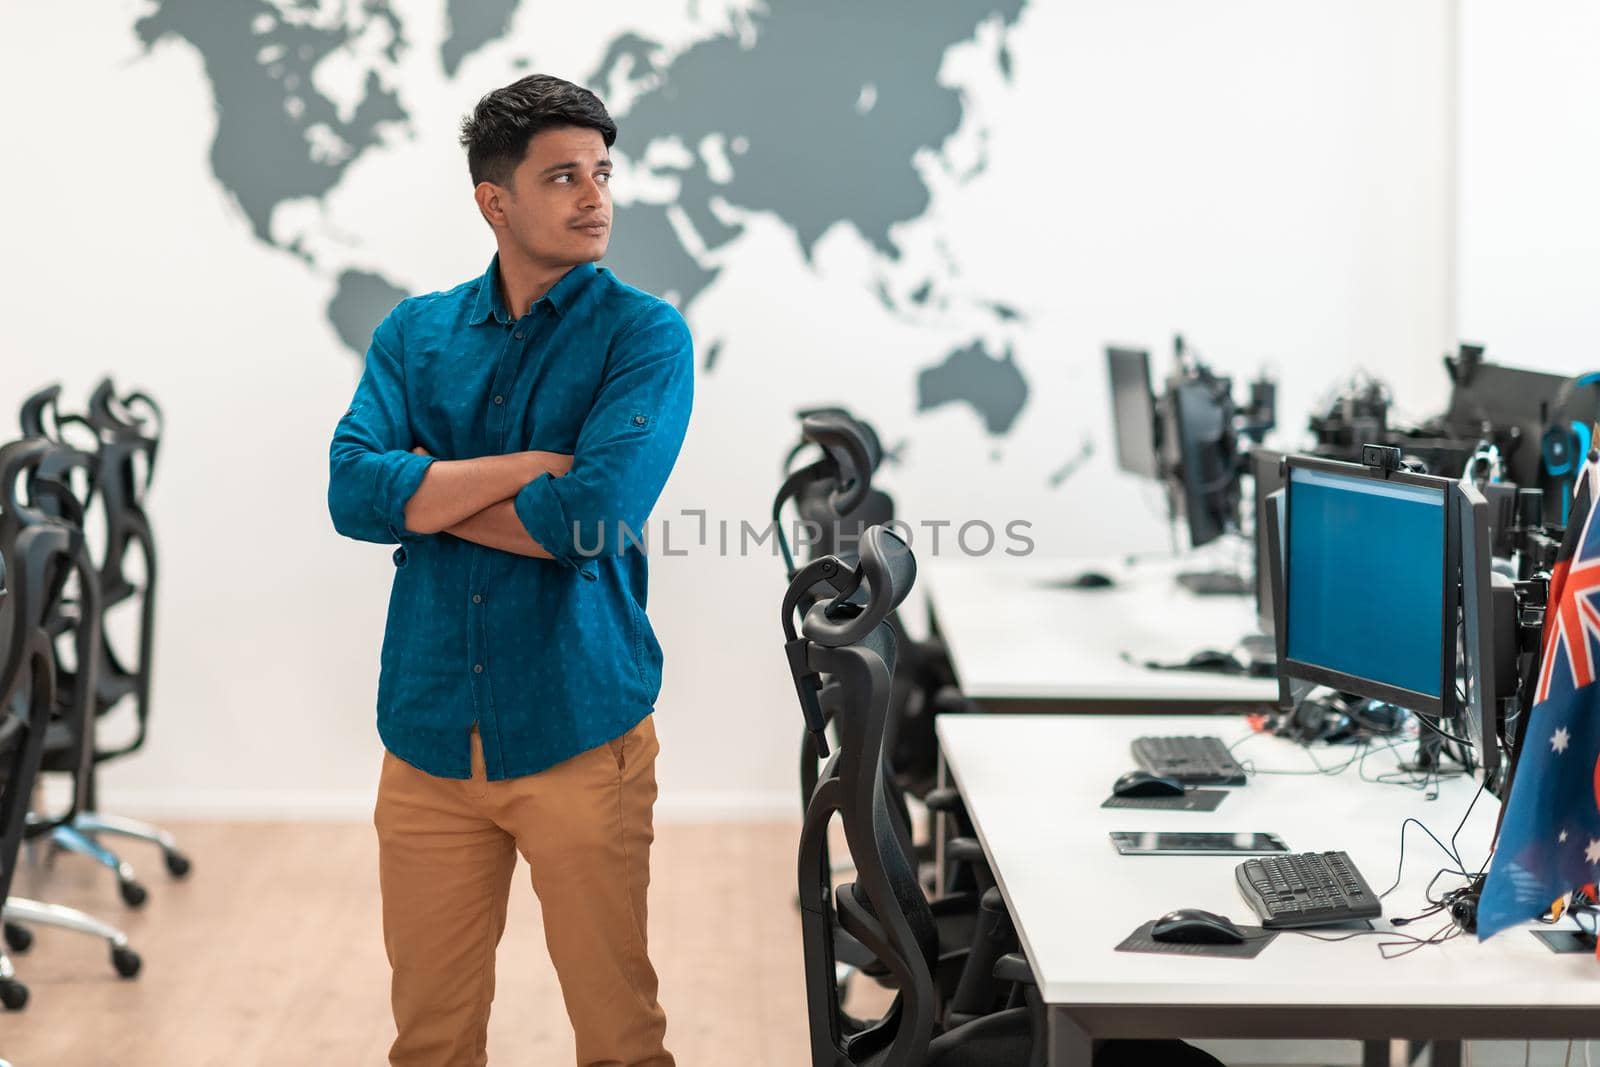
[459,74,617,188]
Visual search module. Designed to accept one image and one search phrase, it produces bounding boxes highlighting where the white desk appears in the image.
[923,557,1280,709]
[936,714,1600,1067]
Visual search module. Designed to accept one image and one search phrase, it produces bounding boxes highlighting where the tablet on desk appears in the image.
[1110,831,1288,856]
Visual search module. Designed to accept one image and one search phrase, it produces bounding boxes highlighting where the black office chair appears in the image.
[0,440,142,995]
[0,528,59,1012]
[776,411,976,886]
[786,526,1047,1065]
[18,382,190,905]
[787,528,1228,1067]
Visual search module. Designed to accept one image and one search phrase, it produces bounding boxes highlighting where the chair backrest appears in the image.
[0,438,103,818]
[82,378,160,598]
[774,411,894,576]
[788,526,940,1066]
[0,482,72,903]
[19,383,157,759]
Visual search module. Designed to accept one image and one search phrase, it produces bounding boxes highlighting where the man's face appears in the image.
[494,125,612,268]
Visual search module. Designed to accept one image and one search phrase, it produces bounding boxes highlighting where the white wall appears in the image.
[0,1,1456,819]
[1457,0,1600,375]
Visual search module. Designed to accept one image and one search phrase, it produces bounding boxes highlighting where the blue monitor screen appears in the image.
[1285,466,1446,699]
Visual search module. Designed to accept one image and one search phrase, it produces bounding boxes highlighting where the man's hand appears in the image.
[402,448,572,534]
[530,450,574,477]
[439,451,573,559]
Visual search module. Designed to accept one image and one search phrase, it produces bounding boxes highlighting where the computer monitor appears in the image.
[1277,456,1459,719]
[1251,448,1285,635]
[1164,372,1240,549]
[1457,482,1502,786]
[1272,455,1513,784]
[1444,360,1575,491]
[1263,486,1286,657]
[1107,347,1160,479]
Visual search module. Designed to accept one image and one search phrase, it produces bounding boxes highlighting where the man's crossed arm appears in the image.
[403,447,569,559]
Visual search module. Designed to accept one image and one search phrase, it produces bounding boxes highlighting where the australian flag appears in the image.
[1479,450,1600,942]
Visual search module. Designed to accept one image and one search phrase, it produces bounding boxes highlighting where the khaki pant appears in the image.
[374,716,673,1067]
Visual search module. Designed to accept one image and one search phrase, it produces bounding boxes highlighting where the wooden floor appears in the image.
[5,823,1584,1066]
[0,820,824,1066]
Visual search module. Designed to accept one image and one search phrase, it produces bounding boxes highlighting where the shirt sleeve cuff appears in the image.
[376,450,435,538]
[514,475,599,580]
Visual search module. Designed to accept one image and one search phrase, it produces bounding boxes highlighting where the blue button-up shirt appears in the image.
[328,257,694,780]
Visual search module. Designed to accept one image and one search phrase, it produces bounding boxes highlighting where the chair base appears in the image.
[2,898,142,980]
[72,811,192,878]
[0,980,20,1011]
[46,824,148,907]
[3,897,131,950]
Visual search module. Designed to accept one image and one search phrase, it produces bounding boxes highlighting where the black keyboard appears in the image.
[1131,736,1248,786]
[1235,851,1382,929]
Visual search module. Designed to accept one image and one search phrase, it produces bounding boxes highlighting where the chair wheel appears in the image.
[111,946,141,979]
[119,879,148,908]
[4,922,32,954]
[0,977,27,1010]
[164,850,191,878]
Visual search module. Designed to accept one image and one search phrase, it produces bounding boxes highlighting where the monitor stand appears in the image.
[1176,569,1250,596]
[1398,730,1468,777]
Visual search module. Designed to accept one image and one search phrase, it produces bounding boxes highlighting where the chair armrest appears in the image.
[993,952,1035,986]
[946,836,988,870]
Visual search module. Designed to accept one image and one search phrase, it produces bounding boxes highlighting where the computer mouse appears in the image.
[1068,571,1115,589]
[1150,909,1246,945]
[1111,770,1186,798]
[1184,649,1244,673]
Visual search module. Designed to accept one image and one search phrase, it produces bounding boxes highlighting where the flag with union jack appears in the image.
[1479,450,1600,943]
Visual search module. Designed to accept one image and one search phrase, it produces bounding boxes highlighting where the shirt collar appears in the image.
[469,257,599,325]
[468,255,512,326]
[541,261,599,318]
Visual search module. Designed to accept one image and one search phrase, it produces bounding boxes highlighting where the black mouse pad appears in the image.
[1102,790,1227,811]
[1115,920,1277,959]
[1532,929,1598,954]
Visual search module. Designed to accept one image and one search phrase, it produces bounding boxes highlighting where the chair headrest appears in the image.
[796,526,916,649]
[87,378,124,433]
[0,439,54,528]
[798,411,879,516]
[18,384,61,439]
[88,378,159,441]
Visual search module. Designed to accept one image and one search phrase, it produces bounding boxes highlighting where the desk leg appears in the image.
[1361,1039,1390,1067]
[933,752,948,892]
[1047,1010,1093,1067]
[1428,1040,1462,1067]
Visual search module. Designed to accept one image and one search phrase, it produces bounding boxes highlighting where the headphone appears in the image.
[1540,372,1600,524]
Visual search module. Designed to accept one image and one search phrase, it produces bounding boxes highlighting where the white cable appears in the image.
[1569,1039,1576,1067]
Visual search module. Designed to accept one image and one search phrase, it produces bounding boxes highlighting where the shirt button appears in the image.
[472,594,483,604]
[493,395,504,406]
[473,664,484,674]
[513,331,524,340]
[634,415,647,426]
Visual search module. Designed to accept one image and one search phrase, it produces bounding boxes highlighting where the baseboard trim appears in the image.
[41,781,800,824]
